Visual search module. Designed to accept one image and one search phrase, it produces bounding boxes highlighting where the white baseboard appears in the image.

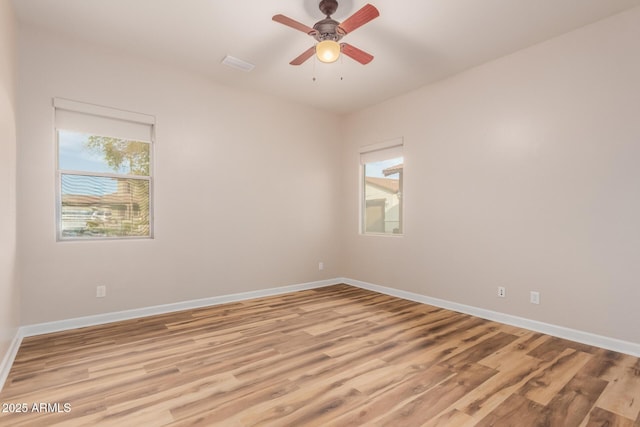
[341,277,640,358]
[21,278,340,338]
[0,328,24,392]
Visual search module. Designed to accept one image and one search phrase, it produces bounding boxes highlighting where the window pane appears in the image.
[363,156,403,234]
[58,130,150,176]
[60,174,150,238]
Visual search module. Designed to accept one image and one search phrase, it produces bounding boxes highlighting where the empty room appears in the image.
[1,0,640,425]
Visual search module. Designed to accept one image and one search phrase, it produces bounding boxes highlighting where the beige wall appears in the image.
[0,0,19,361]
[342,7,640,344]
[17,27,343,324]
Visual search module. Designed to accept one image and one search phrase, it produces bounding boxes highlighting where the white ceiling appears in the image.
[12,0,640,114]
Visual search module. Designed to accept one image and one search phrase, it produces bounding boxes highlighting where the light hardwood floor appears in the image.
[1,284,639,426]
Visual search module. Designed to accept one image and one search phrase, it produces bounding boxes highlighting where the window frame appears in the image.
[359,138,404,237]
[53,98,155,241]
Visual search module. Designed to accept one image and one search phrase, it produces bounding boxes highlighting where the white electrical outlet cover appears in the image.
[530,291,540,304]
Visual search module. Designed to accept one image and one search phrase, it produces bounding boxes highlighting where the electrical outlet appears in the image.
[96,285,106,298]
[530,291,540,304]
[318,262,324,271]
[497,286,506,298]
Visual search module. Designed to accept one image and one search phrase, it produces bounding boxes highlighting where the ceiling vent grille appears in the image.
[221,55,255,72]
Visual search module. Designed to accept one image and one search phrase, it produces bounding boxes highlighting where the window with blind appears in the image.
[360,140,403,235]
[54,98,155,240]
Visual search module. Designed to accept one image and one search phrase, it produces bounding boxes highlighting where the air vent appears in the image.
[221,55,255,72]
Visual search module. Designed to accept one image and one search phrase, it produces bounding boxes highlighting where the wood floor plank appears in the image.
[581,348,626,379]
[544,373,608,427]
[455,354,545,419]
[594,354,640,420]
[1,284,639,426]
[327,364,455,426]
[374,362,497,426]
[423,408,477,427]
[478,331,547,369]
[527,335,597,361]
[584,407,636,427]
[379,317,498,366]
[517,348,593,405]
[440,331,520,370]
[475,393,549,427]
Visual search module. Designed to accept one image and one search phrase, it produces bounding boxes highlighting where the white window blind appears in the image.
[359,141,403,164]
[54,98,155,142]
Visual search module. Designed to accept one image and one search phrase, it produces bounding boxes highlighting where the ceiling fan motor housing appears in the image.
[313,18,343,42]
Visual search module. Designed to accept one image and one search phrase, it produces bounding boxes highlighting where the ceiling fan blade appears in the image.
[290,46,316,66]
[273,14,317,35]
[337,4,379,35]
[340,43,374,65]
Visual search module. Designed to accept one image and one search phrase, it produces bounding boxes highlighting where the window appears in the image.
[54,98,155,240]
[360,140,403,235]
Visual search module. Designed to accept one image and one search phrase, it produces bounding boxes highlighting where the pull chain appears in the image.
[312,52,317,82]
[310,52,346,82]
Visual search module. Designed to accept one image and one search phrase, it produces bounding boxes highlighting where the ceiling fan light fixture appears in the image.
[316,40,341,63]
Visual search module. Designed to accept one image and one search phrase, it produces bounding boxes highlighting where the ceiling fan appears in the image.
[273,0,379,66]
